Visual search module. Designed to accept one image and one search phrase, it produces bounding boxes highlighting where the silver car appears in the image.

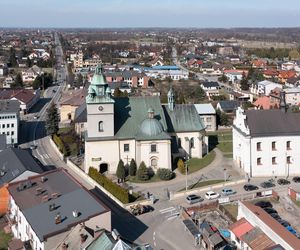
[186,194,203,204]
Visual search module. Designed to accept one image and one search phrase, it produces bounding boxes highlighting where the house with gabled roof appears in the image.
[84,65,205,173]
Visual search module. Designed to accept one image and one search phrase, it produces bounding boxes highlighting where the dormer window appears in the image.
[98,121,103,132]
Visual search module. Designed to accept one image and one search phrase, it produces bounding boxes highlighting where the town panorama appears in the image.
[1,1,300,250]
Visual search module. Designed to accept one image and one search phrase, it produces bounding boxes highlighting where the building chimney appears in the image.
[55,213,61,224]
[280,91,287,113]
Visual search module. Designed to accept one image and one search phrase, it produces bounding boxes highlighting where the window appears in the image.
[257,142,261,151]
[7,124,10,128]
[272,141,276,151]
[151,158,158,167]
[11,123,14,128]
[11,131,14,135]
[6,132,9,135]
[287,141,291,150]
[287,156,292,164]
[272,157,277,165]
[124,144,129,152]
[257,158,262,165]
[201,117,205,122]
[206,117,212,122]
[98,121,103,132]
[190,137,195,148]
[2,124,4,128]
[151,144,157,153]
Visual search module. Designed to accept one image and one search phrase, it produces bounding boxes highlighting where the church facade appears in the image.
[84,65,206,174]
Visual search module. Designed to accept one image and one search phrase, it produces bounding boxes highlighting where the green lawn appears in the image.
[179,179,224,191]
[292,200,300,207]
[187,151,216,174]
[222,204,238,219]
[223,153,233,158]
[0,230,12,250]
[217,142,233,153]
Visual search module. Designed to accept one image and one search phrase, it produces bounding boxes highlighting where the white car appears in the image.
[205,191,220,200]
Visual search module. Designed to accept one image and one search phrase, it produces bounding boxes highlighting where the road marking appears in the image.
[159,207,176,214]
[44,154,50,159]
[166,213,180,220]
[153,231,156,247]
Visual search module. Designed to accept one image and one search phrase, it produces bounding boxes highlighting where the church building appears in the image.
[84,65,206,174]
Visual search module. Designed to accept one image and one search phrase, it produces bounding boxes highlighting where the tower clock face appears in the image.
[98,106,104,111]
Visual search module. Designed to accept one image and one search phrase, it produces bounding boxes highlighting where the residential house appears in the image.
[105,70,149,88]
[0,148,44,215]
[7,168,111,250]
[0,65,8,76]
[59,88,86,123]
[233,95,300,177]
[216,100,240,114]
[278,70,297,84]
[235,201,299,250]
[229,217,276,249]
[0,88,40,113]
[194,103,217,132]
[21,65,42,83]
[284,87,300,106]
[252,80,283,96]
[253,96,273,110]
[3,76,14,88]
[0,100,20,145]
[200,82,220,100]
[224,69,248,83]
[199,221,227,250]
[263,69,278,80]
[252,59,267,69]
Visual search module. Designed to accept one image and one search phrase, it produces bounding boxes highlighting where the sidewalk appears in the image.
[129,148,240,194]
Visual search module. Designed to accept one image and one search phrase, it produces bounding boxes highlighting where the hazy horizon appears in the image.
[1,0,300,28]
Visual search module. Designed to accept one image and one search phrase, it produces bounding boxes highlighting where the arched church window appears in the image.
[98,121,103,132]
[151,158,158,167]
[190,137,194,148]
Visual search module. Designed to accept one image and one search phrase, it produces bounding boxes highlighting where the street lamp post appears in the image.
[223,168,227,182]
[185,159,188,191]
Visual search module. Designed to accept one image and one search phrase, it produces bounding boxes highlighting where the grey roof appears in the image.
[0,100,20,113]
[245,109,300,137]
[218,100,240,112]
[8,169,109,242]
[162,104,205,132]
[194,103,216,115]
[109,82,131,90]
[105,70,144,78]
[201,82,220,88]
[74,103,87,123]
[0,148,44,187]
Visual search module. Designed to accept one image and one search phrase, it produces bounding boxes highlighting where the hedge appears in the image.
[52,134,68,156]
[88,167,134,204]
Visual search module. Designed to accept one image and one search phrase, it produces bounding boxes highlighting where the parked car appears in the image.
[244,184,259,191]
[221,188,236,196]
[205,191,220,200]
[277,179,290,185]
[255,201,273,208]
[277,219,291,227]
[186,194,203,204]
[263,207,277,214]
[292,176,300,183]
[269,213,281,220]
[260,181,275,188]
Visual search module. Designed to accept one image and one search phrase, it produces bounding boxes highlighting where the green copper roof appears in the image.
[114,96,170,141]
[162,104,205,132]
[91,65,106,85]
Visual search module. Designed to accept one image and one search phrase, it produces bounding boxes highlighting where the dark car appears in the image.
[270,213,281,220]
[186,194,203,204]
[263,207,277,214]
[277,219,290,227]
[244,184,259,191]
[292,176,300,183]
[277,178,291,185]
[260,181,275,188]
[255,201,273,208]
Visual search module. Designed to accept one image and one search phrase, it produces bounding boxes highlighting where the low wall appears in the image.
[49,137,64,161]
[170,179,247,200]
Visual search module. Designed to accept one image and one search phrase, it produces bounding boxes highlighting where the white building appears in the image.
[0,100,19,146]
[255,80,282,96]
[7,169,111,250]
[284,87,300,106]
[84,66,205,174]
[233,99,300,177]
[194,103,217,132]
[144,65,188,80]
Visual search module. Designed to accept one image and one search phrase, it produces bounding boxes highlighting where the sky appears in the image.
[0,0,300,28]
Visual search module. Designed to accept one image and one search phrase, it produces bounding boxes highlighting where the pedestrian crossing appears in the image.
[159,206,180,220]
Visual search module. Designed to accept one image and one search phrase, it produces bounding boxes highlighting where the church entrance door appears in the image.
[99,163,108,174]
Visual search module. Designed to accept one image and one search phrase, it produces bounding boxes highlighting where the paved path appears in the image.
[129,148,241,198]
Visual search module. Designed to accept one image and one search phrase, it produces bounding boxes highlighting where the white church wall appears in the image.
[176,131,203,158]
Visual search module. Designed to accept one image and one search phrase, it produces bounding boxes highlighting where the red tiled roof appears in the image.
[278,70,296,79]
[0,88,35,104]
[229,218,254,239]
[254,96,272,110]
[241,201,300,249]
